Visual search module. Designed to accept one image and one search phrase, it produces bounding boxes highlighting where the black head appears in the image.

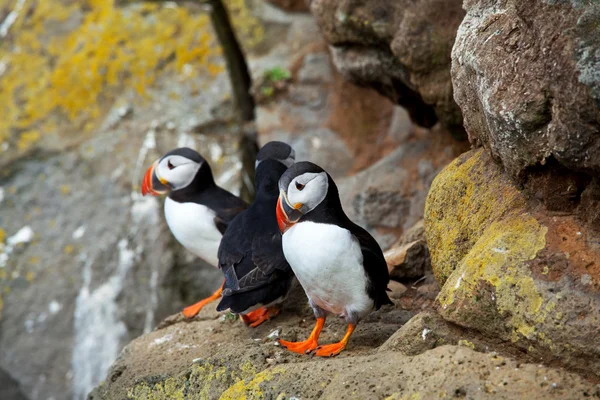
[256,141,295,169]
[276,161,336,232]
[141,147,213,196]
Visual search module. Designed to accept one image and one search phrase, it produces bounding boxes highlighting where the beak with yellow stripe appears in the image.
[276,162,330,234]
[141,147,205,197]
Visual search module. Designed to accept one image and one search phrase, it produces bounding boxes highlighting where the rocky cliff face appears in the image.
[451,0,600,218]
[308,0,467,136]
[424,0,600,383]
[0,1,255,399]
[3,0,599,398]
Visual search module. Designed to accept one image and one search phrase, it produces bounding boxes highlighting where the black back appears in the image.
[301,172,393,310]
[168,161,248,234]
[216,159,293,313]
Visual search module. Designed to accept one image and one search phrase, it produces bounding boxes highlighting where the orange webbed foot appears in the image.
[278,337,319,354]
[241,306,281,328]
[312,323,355,357]
[278,317,325,355]
[181,281,224,319]
[313,341,347,357]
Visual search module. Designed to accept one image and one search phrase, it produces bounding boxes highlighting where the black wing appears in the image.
[211,189,249,235]
[218,199,291,298]
[350,224,393,309]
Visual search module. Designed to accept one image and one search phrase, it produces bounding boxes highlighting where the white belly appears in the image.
[164,197,222,267]
[282,221,373,319]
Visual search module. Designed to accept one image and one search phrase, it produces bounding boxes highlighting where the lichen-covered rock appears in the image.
[0,2,258,399]
[425,149,600,380]
[452,0,600,189]
[91,301,600,399]
[309,0,466,135]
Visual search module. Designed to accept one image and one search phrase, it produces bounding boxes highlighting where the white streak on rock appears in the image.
[1,226,34,268]
[422,328,431,340]
[49,301,62,315]
[0,0,26,38]
[71,241,137,400]
[150,333,173,347]
[72,226,86,240]
[7,226,34,246]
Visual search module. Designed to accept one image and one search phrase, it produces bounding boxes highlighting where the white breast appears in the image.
[282,221,374,319]
[164,197,222,267]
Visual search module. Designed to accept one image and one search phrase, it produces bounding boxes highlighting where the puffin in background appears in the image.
[216,141,296,327]
[276,161,393,356]
[141,147,248,318]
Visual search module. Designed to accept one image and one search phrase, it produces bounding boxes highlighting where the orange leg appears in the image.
[278,317,325,355]
[313,324,355,357]
[240,306,281,328]
[181,280,224,319]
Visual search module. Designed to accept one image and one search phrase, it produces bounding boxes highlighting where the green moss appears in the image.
[264,67,291,83]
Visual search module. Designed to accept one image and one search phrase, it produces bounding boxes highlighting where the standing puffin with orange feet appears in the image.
[276,161,393,357]
[141,147,248,318]
[216,141,296,327]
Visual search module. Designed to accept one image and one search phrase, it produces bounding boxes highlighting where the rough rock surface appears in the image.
[452,0,600,190]
[385,239,431,281]
[337,128,467,249]
[250,4,406,179]
[0,2,257,399]
[309,0,466,135]
[250,2,469,248]
[90,300,600,399]
[265,0,309,12]
[425,149,600,380]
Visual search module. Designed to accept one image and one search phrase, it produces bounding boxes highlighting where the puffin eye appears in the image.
[167,160,175,170]
[295,182,305,191]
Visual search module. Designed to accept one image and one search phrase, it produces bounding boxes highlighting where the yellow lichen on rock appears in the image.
[425,149,527,284]
[219,367,283,400]
[0,0,221,154]
[426,149,551,342]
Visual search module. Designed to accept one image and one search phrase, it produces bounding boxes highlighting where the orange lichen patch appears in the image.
[531,214,600,287]
[0,0,222,153]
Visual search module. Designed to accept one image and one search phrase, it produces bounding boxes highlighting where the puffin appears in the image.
[141,147,248,318]
[216,141,296,327]
[275,161,393,357]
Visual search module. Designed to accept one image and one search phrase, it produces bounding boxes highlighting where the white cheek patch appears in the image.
[157,156,201,190]
[287,172,328,213]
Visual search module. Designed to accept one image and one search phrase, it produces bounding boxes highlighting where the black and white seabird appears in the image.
[141,147,248,318]
[275,161,393,356]
[216,141,296,327]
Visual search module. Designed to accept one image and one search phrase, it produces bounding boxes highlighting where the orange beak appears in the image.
[141,161,168,196]
[276,194,302,233]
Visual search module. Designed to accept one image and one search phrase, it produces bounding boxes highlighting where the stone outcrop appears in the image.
[250,1,468,248]
[308,0,467,135]
[90,301,600,399]
[425,149,600,380]
[452,0,600,207]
